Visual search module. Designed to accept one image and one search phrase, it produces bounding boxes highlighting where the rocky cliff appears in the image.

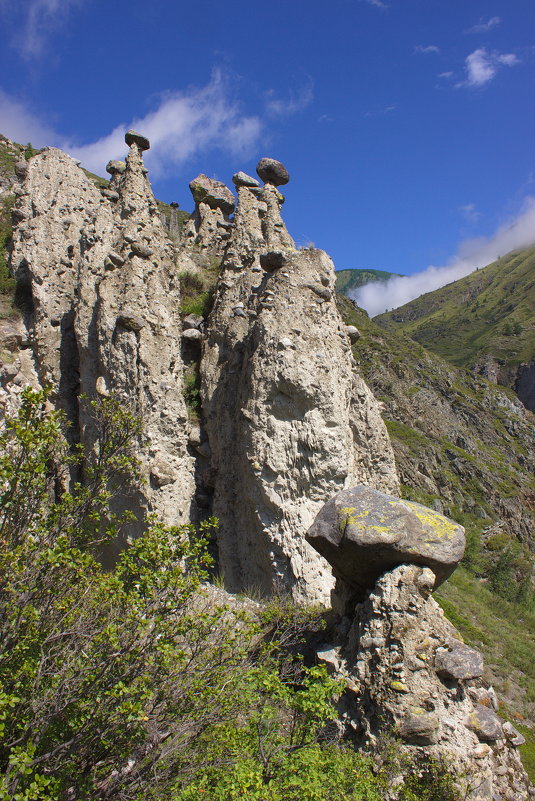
[9,136,195,551]
[5,135,398,596]
[1,131,533,797]
[307,486,534,801]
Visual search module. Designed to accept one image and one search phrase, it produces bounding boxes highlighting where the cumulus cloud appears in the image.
[1,0,84,60]
[414,45,440,55]
[0,71,263,177]
[467,16,501,34]
[71,72,262,176]
[351,197,535,316]
[457,48,519,88]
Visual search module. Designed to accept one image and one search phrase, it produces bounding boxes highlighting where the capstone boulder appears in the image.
[256,157,290,186]
[189,174,235,214]
[306,484,465,598]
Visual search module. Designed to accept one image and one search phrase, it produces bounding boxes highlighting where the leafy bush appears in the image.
[0,390,254,799]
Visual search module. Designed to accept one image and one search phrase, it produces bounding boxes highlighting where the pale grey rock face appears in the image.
[306,485,465,598]
[201,178,399,602]
[336,564,533,800]
[183,174,235,253]
[9,144,194,551]
[232,171,259,188]
[189,174,236,214]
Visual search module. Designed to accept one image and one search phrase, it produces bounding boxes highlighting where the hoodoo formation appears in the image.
[0,130,533,799]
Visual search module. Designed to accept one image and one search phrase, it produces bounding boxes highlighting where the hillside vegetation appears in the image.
[374,247,535,397]
[335,267,401,295]
[338,294,534,746]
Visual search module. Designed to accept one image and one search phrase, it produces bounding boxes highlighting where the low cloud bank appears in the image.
[351,197,535,317]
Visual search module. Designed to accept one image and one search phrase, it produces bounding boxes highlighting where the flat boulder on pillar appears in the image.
[306,485,465,597]
[232,171,260,188]
[106,159,126,176]
[125,130,150,151]
[189,174,235,215]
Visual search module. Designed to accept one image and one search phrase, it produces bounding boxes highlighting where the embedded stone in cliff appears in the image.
[106,159,126,176]
[232,171,260,188]
[345,325,360,343]
[306,484,465,597]
[125,129,150,150]
[466,705,503,742]
[256,157,290,186]
[259,250,289,271]
[189,174,235,215]
[398,709,440,745]
[435,641,484,680]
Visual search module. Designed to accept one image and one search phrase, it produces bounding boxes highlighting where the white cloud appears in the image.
[459,203,481,223]
[438,71,454,80]
[361,0,388,9]
[3,0,83,60]
[415,45,440,55]
[265,79,314,118]
[468,16,501,34]
[0,72,263,177]
[351,197,535,316]
[70,72,262,176]
[457,48,519,88]
[0,88,58,146]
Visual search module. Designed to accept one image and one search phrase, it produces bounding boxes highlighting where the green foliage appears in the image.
[0,195,15,297]
[0,389,255,799]
[173,743,387,801]
[335,268,401,296]
[385,419,429,455]
[183,363,201,418]
[23,143,39,161]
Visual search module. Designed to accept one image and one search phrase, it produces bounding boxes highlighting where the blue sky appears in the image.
[0,0,534,312]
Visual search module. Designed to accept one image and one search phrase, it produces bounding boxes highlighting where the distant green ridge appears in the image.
[335,268,401,295]
[374,246,535,393]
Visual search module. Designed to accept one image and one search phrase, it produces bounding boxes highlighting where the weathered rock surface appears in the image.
[306,485,465,599]
[189,174,236,214]
[333,564,534,800]
[232,171,259,188]
[256,157,290,186]
[201,170,399,602]
[182,174,235,253]
[9,140,194,549]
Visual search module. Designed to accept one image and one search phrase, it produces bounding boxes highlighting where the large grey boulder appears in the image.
[435,641,484,680]
[188,174,235,214]
[125,129,150,150]
[466,705,503,742]
[256,157,289,186]
[306,484,465,597]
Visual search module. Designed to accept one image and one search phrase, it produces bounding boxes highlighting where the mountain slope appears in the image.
[374,247,535,409]
[338,293,535,736]
[335,267,401,295]
[337,294,534,545]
